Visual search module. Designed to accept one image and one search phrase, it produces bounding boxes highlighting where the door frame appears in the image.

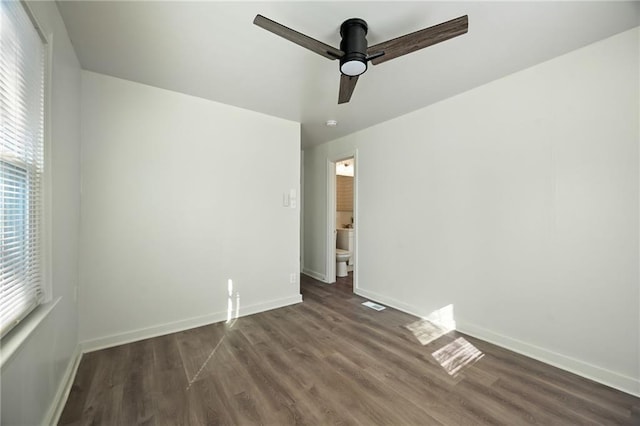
[326,149,358,290]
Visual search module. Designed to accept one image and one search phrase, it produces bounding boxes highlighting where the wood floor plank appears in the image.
[58,351,99,424]
[59,273,640,425]
[152,333,182,371]
[121,341,155,425]
[200,343,264,425]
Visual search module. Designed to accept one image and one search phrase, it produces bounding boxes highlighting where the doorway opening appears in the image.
[326,151,357,292]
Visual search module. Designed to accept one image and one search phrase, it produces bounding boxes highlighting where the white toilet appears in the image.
[336,249,351,278]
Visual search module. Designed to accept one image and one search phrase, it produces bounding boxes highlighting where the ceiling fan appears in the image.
[253,14,468,104]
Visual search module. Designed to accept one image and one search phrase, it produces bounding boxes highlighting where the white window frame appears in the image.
[0,0,53,353]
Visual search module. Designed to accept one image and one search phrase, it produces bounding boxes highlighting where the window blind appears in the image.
[0,1,45,338]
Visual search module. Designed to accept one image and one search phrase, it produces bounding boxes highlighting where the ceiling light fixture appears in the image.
[326,119,338,127]
[340,59,366,76]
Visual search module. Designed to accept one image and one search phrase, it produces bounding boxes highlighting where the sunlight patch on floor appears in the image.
[405,319,450,346]
[405,304,456,346]
[186,335,226,390]
[432,337,484,376]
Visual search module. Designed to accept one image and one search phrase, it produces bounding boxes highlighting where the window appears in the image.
[0,1,46,338]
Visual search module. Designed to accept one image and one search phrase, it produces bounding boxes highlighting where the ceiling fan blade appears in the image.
[254,14,343,60]
[338,74,359,104]
[367,15,468,65]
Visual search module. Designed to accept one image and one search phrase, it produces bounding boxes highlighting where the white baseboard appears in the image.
[81,294,302,353]
[43,344,82,426]
[302,268,327,283]
[355,287,640,398]
[456,320,640,398]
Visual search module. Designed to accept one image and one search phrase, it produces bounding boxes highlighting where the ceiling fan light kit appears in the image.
[340,60,366,77]
[253,14,468,104]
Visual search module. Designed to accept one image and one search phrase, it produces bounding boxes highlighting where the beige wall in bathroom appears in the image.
[336,175,353,228]
[336,212,353,229]
[337,174,353,208]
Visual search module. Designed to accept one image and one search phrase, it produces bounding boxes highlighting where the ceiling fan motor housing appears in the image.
[339,18,368,76]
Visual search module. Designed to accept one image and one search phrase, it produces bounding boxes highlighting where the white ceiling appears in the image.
[56,1,639,148]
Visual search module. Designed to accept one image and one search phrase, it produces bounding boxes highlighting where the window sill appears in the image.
[0,297,61,370]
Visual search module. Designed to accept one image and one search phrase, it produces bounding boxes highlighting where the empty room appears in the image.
[0,1,638,425]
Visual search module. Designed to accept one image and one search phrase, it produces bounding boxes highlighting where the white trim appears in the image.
[41,25,54,304]
[0,297,60,369]
[325,159,336,283]
[456,320,640,398]
[300,150,304,276]
[302,268,328,283]
[80,295,302,353]
[44,344,82,426]
[354,287,640,398]
[351,151,358,292]
[20,0,47,43]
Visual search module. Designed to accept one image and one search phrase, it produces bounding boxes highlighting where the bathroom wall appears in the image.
[336,175,354,228]
[336,175,354,229]
[337,175,354,213]
[336,211,353,229]
[303,28,639,395]
[79,71,301,348]
[1,1,82,424]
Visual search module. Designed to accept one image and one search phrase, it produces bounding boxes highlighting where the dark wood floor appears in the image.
[60,272,640,425]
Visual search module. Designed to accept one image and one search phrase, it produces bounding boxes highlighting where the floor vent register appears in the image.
[362,301,386,311]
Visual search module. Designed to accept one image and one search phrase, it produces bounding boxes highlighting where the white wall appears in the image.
[1,1,82,424]
[303,28,639,395]
[79,72,301,347]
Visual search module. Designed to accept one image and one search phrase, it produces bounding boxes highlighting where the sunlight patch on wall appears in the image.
[227,279,233,323]
[432,337,484,376]
[227,278,240,326]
